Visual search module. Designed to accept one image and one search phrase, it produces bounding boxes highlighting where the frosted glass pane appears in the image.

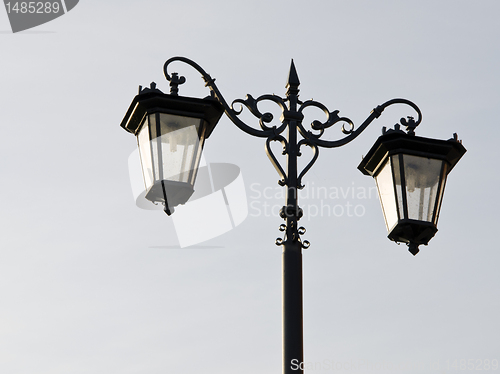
[158,114,202,183]
[375,159,398,232]
[403,155,443,222]
[149,114,160,183]
[433,163,448,224]
[391,155,405,220]
[137,117,154,190]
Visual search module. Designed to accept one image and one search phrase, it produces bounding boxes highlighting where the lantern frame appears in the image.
[120,84,224,213]
[358,128,466,254]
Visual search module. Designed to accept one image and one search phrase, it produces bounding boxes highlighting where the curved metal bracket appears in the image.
[296,98,422,149]
[164,56,281,139]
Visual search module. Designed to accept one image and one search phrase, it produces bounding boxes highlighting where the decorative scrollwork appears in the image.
[163,57,422,151]
[340,120,355,135]
[291,98,422,150]
[164,56,284,139]
[297,139,319,189]
[266,135,288,186]
[298,101,355,140]
[276,220,310,247]
[276,224,287,246]
[232,94,288,132]
[313,98,422,149]
[276,223,310,249]
[298,227,310,249]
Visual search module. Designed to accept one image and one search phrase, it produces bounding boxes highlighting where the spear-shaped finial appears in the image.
[286,59,300,97]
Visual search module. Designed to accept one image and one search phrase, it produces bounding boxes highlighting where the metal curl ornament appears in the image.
[265,135,289,187]
[297,139,319,189]
[164,56,278,139]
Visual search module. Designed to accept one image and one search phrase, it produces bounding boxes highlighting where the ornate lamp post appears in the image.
[120,56,466,374]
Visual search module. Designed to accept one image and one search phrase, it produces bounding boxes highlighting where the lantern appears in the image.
[120,83,224,214]
[358,126,466,255]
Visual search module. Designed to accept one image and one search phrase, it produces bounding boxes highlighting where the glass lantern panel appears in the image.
[391,154,405,221]
[433,162,448,225]
[403,155,444,222]
[137,116,154,190]
[156,113,204,184]
[375,159,398,232]
[149,114,160,183]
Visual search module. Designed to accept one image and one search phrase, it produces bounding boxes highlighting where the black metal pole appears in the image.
[283,240,303,374]
[282,61,304,374]
[282,239,303,374]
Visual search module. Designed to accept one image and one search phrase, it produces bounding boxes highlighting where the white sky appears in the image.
[1,1,498,373]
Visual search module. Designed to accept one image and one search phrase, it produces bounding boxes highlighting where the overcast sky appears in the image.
[1,1,499,373]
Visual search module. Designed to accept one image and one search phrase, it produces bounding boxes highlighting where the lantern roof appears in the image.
[358,129,466,177]
[120,83,224,138]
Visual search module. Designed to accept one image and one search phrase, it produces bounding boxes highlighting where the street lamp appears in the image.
[120,80,223,214]
[120,56,465,374]
[358,122,466,255]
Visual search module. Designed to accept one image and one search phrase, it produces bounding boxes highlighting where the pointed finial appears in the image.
[286,59,300,88]
[286,59,300,98]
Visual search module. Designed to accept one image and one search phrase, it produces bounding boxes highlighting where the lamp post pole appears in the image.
[122,56,466,374]
[282,62,305,374]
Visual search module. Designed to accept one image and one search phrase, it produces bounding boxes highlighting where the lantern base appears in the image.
[388,219,438,247]
[145,180,195,210]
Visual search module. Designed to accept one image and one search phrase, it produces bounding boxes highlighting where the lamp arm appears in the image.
[164,56,281,139]
[289,98,421,186]
[302,98,422,149]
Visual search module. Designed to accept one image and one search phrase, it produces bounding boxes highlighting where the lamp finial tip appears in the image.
[287,59,300,88]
